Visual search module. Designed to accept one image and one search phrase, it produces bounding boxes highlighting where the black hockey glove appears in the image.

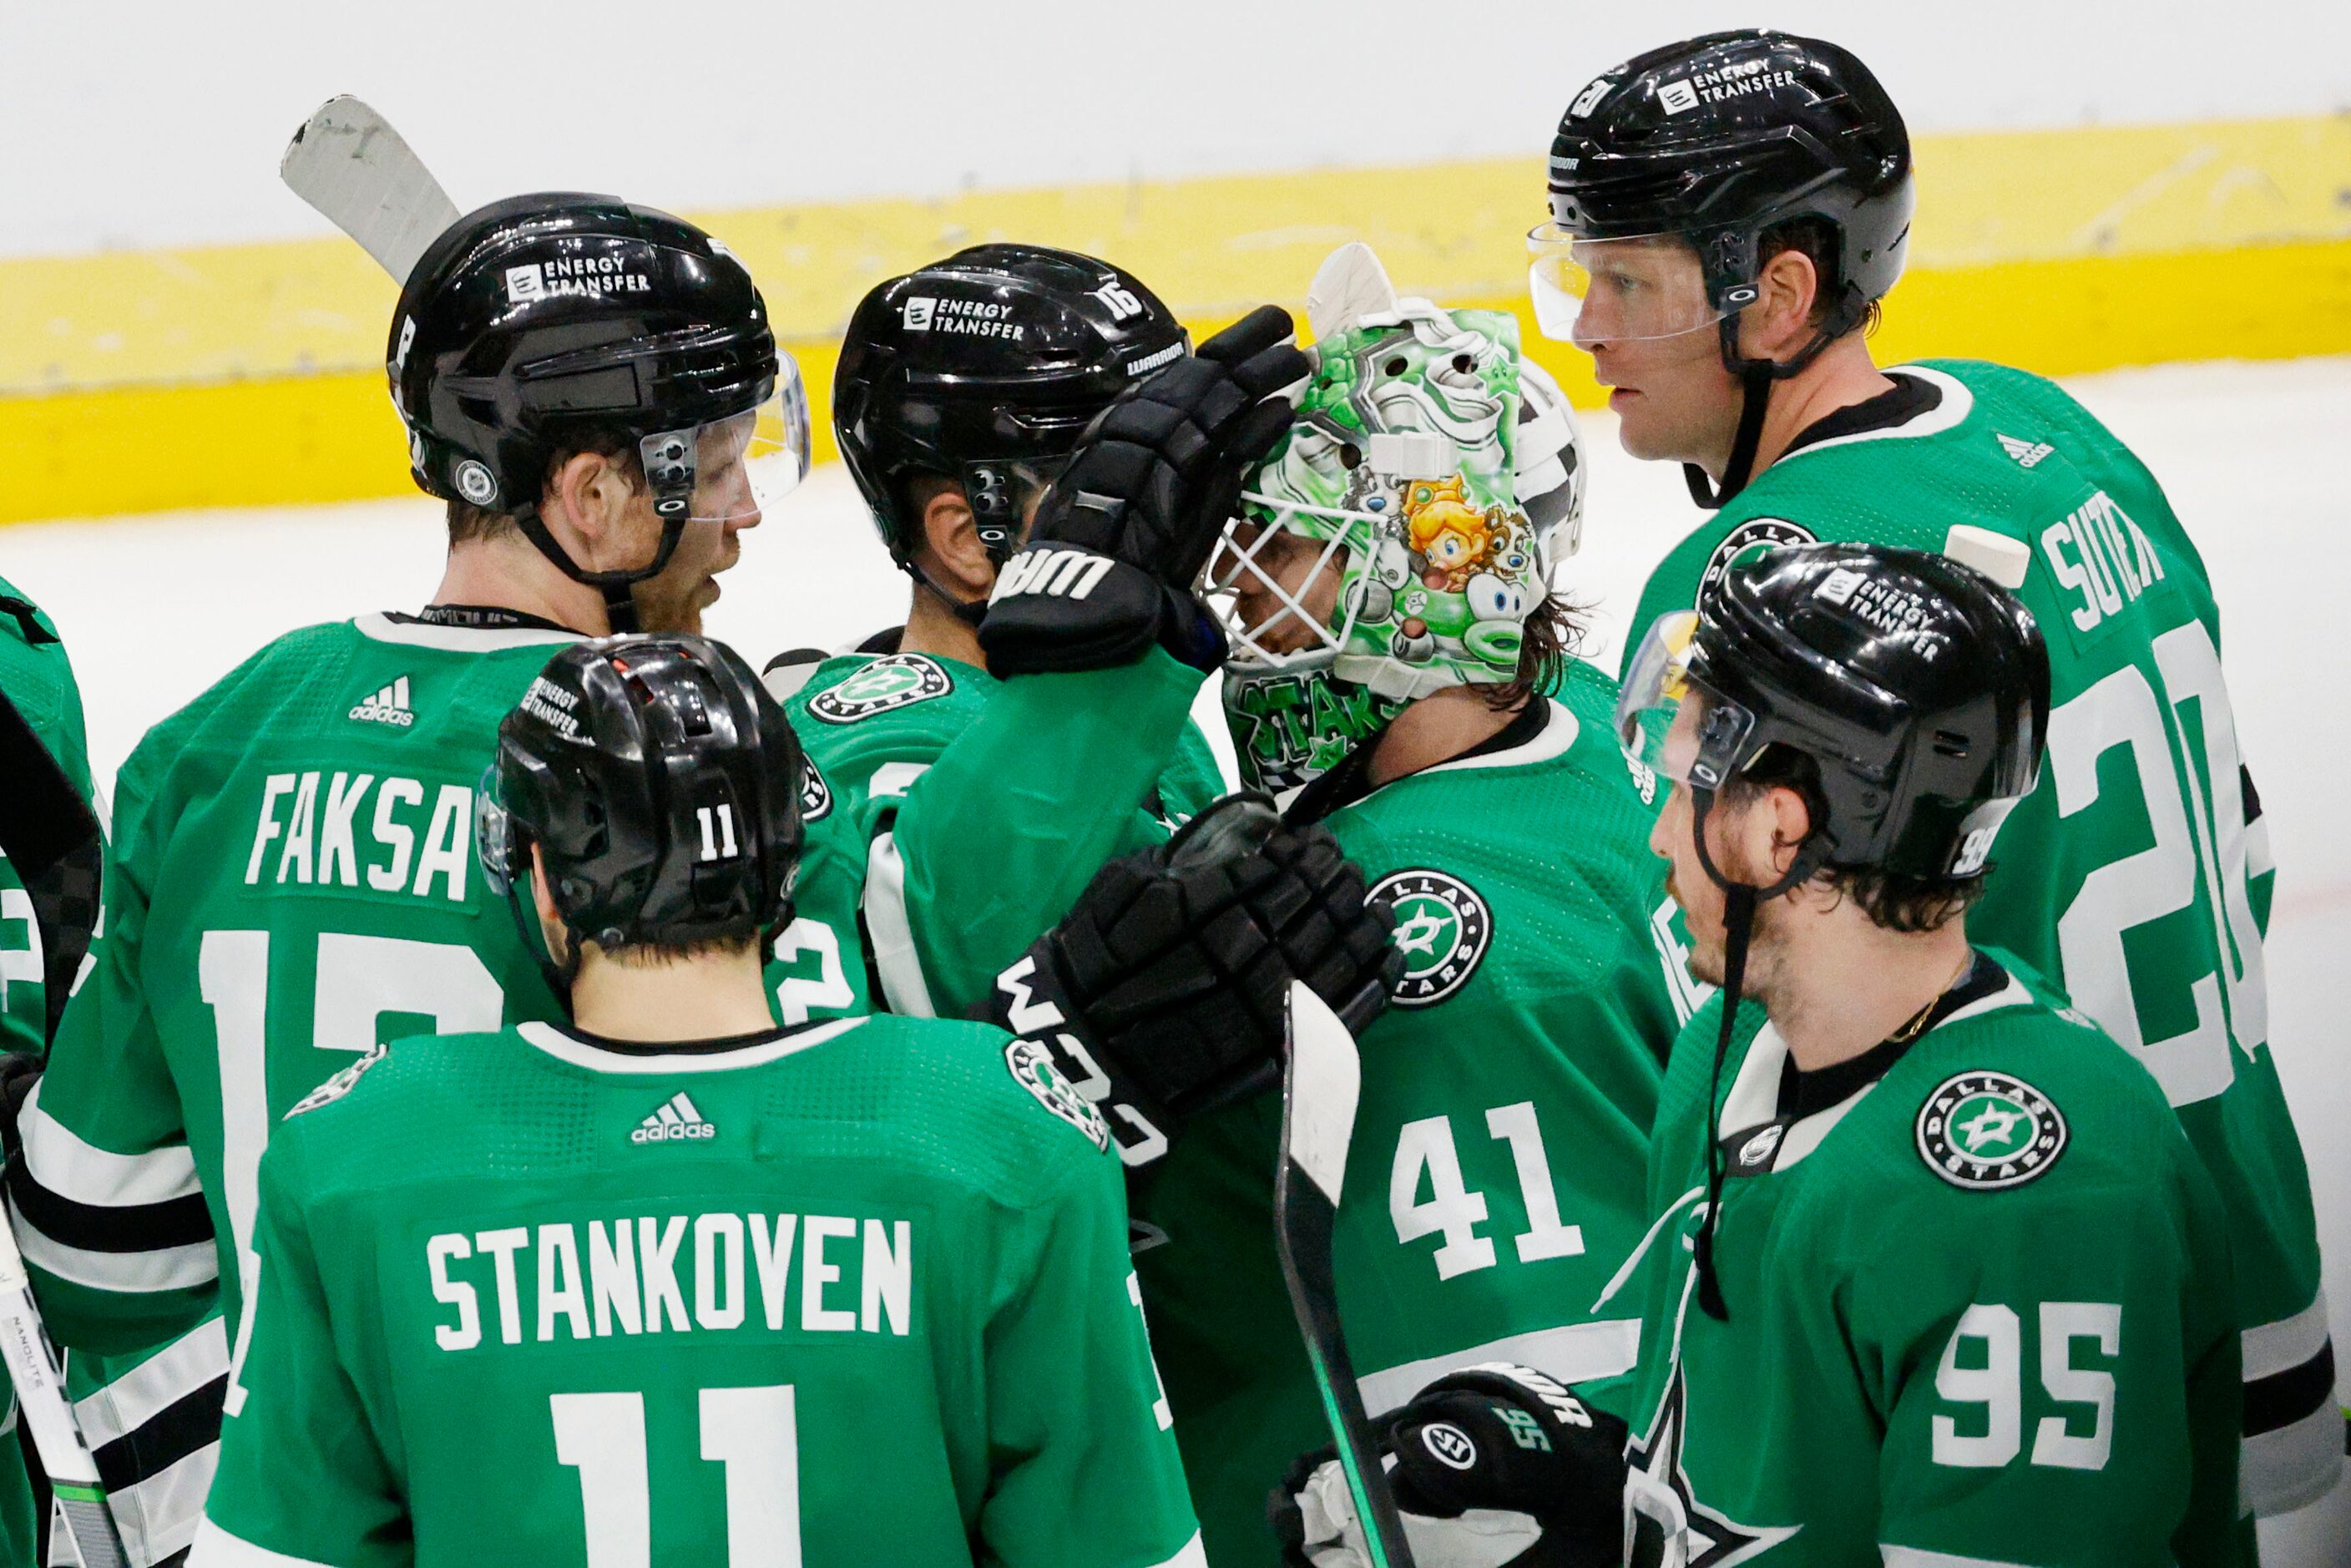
[978,792,1397,1168]
[978,306,1310,676]
[1272,1363,1630,1568]
[0,1052,39,1165]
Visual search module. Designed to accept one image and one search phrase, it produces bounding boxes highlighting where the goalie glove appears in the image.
[1272,1364,1631,1568]
[981,792,1397,1167]
[979,306,1310,676]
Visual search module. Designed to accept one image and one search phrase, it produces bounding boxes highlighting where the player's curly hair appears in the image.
[1722,744,1986,933]
[1476,586,1592,713]
[446,431,649,546]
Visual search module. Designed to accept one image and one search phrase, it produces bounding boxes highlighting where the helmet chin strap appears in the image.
[1682,314,1844,511]
[1685,784,1828,1320]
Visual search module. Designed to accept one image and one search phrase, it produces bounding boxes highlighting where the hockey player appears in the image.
[189,634,1205,1568]
[1540,29,2337,1515]
[767,245,1224,1014]
[1008,269,1685,1565]
[5,191,804,1564]
[1280,544,2246,1567]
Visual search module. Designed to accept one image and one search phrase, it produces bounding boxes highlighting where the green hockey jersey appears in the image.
[0,576,93,1568]
[1612,953,2245,1566]
[1626,359,2335,1513]
[1135,660,1684,1567]
[196,1012,1202,1568]
[794,645,1221,1020]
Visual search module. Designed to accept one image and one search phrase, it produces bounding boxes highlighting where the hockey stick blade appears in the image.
[0,685,101,1043]
[1274,981,1417,1568]
[0,1209,126,1568]
[280,96,461,283]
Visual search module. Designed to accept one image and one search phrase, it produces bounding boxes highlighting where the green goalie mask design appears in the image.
[1213,297,1585,793]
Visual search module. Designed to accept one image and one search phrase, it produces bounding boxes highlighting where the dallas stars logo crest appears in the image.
[1624,1366,1798,1566]
[1369,868,1491,1008]
[1004,1038,1110,1151]
[1698,518,1816,599]
[1915,1070,2068,1191]
[807,655,953,724]
[800,759,832,822]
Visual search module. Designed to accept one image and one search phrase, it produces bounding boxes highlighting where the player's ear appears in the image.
[1746,248,1820,361]
[1764,783,1814,880]
[919,484,994,595]
[542,450,639,571]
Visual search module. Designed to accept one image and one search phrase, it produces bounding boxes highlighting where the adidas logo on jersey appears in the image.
[631,1091,715,1144]
[1996,432,2055,468]
[349,676,416,727]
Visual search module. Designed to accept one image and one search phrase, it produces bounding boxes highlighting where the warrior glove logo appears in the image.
[1916,1070,2068,1190]
[1369,868,1492,1008]
[1422,1423,1479,1470]
[806,655,953,724]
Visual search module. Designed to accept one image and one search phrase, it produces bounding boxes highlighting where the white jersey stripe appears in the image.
[863,830,937,1018]
[1145,1530,1209,1568]
[1880,1546,2039,1568]
[19,1080,201,1209]
[2241,1398,2347,1517]
[186,1516,342,1568]
[2242,1288,2331,1381]
[1358,1318,1641,1419]
[8,1196,217,1294]
[515,1019,863,1075]
[98,1439,218,1567]
[70,1315,230,1447]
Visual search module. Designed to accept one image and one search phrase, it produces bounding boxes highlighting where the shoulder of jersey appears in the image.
[868,1014,1115,1167]
[281,1028,499,1127]
[798,653,968,728]
[1898,985,2184,1198]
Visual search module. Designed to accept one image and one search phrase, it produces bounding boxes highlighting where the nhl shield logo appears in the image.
[1370,869,1492,1009]
[807,655,953,725]
[1916,1070,2068,1191]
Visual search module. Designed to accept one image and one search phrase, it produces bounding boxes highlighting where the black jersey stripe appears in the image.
[90,1377,225,1493]
[6,1159,214,1252]
[2243,1337,2336,1437]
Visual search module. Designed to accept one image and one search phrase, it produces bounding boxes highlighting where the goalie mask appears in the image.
[1211,298,1585,794]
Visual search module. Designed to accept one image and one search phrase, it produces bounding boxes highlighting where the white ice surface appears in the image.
[5,356,2346,1549]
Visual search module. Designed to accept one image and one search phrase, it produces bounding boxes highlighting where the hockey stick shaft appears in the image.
[0,1210,124,1568]
[1274,983,1416,1568]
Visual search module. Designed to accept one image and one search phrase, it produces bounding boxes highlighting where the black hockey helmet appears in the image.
[1534,31,1912,504]
[832,244,1189,567]
[391,194,811,619]
[478,635,805,992]
[1620,542,2048,883]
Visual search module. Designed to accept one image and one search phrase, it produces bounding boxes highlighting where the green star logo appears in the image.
[1916,1070,2068,1191]
[1368,869,1491,1008]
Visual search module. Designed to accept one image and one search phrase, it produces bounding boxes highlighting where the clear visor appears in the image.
[1526,223,1735,345]
[1615,609,1756,790]
[1205,503,1361,674]
[641,353,814,524]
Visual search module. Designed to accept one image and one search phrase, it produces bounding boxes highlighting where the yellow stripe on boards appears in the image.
[3,114,2343,525]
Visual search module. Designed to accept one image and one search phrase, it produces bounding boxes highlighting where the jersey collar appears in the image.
[516,1016,865,1074]
[354,612,580,652]
[1715,958,2030,1176]
[1767,364,1976,468]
